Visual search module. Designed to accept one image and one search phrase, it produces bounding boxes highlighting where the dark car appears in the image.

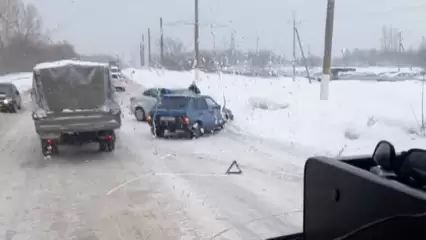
[0,82,22,113]
[147,93,234,138]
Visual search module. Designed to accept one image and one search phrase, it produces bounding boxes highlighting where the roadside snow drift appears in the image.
[0,72,33,92]
[124,67,426,158]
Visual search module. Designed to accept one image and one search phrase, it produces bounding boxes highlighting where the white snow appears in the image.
[33,59,108,70]
[0,72,33,92]
[123,67,426,160]
[3,66,426,159]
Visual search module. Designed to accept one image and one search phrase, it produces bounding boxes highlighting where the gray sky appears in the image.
[25,0,426,60]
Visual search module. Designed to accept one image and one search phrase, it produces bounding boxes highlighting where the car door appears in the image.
[195,97,215,130]
[131,88,159,112]
[204,97,223,126]
[142,88,160,112]
[13,86,21,106]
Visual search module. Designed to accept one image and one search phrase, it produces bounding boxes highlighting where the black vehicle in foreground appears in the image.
[267,141,426,240]
[0,82,22,113]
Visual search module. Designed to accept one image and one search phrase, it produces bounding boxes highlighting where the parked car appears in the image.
[130,87,195,121]
[146,93,234,138]
[0,82,22,113]
[110,65,126,92]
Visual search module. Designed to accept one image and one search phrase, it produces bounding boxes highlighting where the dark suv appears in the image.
[147,94,234,138]
[0,82,22,113]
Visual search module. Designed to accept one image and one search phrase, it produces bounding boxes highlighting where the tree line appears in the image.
[0,0,119,75]
[148,36,426,71]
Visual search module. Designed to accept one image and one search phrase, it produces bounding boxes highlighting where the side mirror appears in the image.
[372,140,396,170]
[213,105,221,109]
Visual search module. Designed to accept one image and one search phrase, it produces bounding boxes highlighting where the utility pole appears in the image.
[140,34,145,67]
[320,0,335,101]
[148,28,152,66]
[292,11,297,82]
[291,12,301,82]
[295,27,311,83]
[253,35,259,71]
[193,0,200,80]
[194,0,200,69]
[160,17,164,67]
[256,35,259,53]
[398,31,402,72]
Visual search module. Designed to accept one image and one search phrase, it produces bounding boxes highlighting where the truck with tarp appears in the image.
[31,60,122,156]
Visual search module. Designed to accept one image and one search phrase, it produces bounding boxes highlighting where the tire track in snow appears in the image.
[119,76,304,239]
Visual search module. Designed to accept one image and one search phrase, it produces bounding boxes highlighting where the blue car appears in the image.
[147,93,234,138]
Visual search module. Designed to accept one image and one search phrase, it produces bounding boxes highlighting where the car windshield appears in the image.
[0,85,12,94]
[157,96,190,109]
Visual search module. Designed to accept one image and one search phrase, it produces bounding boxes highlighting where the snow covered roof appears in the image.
[33,60,109,71]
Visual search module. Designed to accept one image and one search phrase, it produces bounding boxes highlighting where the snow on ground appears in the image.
[0,72,33,92]
[124,67,426,159]
[303,66,422,75]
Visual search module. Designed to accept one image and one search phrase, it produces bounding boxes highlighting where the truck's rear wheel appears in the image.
[135,107,145,121]
[99,131,116,152]
[107,140,115,151]
[41,139,59,156]
[99,142,107,152]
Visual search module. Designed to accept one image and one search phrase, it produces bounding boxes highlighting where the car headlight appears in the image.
[3,99,10,104]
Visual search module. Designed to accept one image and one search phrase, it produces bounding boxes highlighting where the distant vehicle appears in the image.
[0,82,22,113]
[308,68,357,81]
[130,87,197,122]
[31,60,122,156]
[146,93,234,138]
[110,65,126,92]
[376,71,416,82]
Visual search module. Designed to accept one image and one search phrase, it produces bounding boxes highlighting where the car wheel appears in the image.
[151,127,165,138]
[189,122,203,139]
[9,103,17,113]
[107,140,115,152]
[99,142,107,152]
[134,108,145,121]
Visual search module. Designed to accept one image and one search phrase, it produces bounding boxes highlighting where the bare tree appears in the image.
[17,3,42,41]
[0,0,78,74]
[0,0,22,48]
[163,37,184,56]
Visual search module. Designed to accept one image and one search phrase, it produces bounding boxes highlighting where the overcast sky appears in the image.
[24,0,426,61]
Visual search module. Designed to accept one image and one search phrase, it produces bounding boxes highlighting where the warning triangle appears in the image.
[225,160,242,175]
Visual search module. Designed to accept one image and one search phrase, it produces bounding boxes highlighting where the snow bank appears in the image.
[123,67,426,157]
[0,72,33,92]
[33,59,108,70]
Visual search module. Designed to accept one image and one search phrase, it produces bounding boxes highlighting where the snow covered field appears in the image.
[124,67,426,160]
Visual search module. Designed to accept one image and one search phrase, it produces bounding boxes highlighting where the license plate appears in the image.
[160,116,175,121]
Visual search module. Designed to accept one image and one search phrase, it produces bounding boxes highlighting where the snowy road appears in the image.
[0,83,304,240]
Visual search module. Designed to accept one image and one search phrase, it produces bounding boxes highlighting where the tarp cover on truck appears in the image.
[32,60,114,112]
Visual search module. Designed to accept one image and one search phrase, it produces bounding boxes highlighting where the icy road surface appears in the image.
[0,82,303,240]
